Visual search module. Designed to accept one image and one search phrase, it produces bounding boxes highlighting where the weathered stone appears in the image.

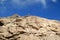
[0,15,60,40]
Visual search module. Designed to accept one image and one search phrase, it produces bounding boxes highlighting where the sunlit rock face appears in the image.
[0,14,60,40]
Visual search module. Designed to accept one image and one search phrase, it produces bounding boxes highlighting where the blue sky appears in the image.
[0,0,60,20]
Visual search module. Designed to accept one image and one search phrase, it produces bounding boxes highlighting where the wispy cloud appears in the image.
[35,0,46,7]
[11,0,47,8]
[0,0,5,2]
[52,0,57,2]
[0,0,7,4]
[0,0,57,8]
[11,0,57,8]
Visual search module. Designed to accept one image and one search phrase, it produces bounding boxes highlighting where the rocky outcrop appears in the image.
[0,14,60,40]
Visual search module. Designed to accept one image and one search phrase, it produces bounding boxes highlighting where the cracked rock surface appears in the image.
[0,14,60,40]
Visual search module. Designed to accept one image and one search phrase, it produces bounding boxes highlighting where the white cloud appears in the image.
[35,0,46,7]
[52,0,57,2]
[11,0,47,8]
[0,0,5,2]
[0,0,47,7]
[12,0,37,5]
[0,0,7,2]
[0,0,7,4]
[0,0,57,8]
[40,0,46,7]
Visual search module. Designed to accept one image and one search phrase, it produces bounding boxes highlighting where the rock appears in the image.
[0,14,60,40]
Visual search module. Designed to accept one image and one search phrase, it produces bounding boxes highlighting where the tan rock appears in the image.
[0,15,60,40]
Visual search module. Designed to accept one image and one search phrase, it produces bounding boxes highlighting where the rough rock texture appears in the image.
[0,14,60,40]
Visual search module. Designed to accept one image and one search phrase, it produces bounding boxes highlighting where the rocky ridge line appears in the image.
[0,14,60,40]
